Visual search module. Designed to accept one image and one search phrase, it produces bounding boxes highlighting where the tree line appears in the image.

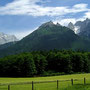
[0,50,90,77]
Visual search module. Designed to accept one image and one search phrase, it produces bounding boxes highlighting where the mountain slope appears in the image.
[0,21,90,57]
[0,42,17,50]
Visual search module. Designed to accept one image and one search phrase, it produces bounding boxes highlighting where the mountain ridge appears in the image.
[0,21,90,57]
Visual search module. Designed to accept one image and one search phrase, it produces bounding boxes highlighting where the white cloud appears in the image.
[84,12,90,18]
[73,3,87,9]
[70,4,89,13]
[0,0,89,17]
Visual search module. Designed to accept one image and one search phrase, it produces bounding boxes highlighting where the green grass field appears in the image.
[0,73,90,90]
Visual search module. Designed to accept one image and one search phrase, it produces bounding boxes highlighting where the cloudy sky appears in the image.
[0,0,90,39]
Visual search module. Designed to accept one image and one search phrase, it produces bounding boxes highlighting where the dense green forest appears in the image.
[0,50,90,77]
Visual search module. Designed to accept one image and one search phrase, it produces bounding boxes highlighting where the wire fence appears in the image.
[0,77,88,90]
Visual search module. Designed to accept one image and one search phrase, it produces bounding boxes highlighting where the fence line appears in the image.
[0,78,87,90]
[0,79,79,86]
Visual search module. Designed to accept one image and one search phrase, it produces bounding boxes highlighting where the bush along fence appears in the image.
[0,77,87,90]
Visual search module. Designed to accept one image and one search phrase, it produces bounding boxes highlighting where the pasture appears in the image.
[0,73,90,90]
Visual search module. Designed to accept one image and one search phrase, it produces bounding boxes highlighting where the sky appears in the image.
[0,0,90,39]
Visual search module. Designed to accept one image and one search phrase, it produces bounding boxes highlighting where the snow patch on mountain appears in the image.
[0,32,18,45]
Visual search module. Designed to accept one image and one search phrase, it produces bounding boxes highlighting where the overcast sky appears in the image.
[0,0,90,39]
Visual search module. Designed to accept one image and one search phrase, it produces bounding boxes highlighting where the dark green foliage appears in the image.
[71,53,84,72]
[34,54,47,74]
[47,52,72,73]
[0,53,37,77]
[19,53,37,77]
[0,50,90,77]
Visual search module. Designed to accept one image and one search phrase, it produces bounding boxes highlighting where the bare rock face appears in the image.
[39,21,55,29]
[75,18,90,38]
[0,32,18,45]
[68,22,75,31]
[56,22,61,26]
[68,22,80,34]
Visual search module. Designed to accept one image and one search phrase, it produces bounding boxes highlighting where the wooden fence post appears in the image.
[71,79,73,85]
[57,80,59,89]
[8,85,10,90]
[84,77,86,85]
[32,81,34,90]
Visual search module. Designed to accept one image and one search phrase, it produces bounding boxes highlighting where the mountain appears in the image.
[0,21,90,57]
[0,32,18,45]
[75,18,90,39]
[19,21,80,51]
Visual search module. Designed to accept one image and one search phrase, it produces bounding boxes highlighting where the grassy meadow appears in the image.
[0,73,90,90]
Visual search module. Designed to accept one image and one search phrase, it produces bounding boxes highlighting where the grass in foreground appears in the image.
[63,84,90,90]
[0,73,90,90]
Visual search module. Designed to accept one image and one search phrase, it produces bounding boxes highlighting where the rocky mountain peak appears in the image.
[0,32,18,45]
[84,18,90,25]
[39,21,55,29]
[56,22,61,26]
[86,18,90,21]
[74,18,90,38]
[68,22,75,31]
